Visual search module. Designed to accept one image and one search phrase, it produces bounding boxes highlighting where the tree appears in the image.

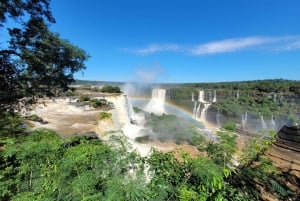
[0,0,89,115]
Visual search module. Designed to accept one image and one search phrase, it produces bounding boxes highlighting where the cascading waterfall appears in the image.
[145,88,166,115]
[236,90,240,99]
[273,93,277,102]
[195,102,201,118]
[193,101,197,117]
[200,103,211,122]
[198,90,206,103]
[192,92,195,102]
[271,115,276,130]
[216,110,221,127]
[125,95,135,123]
[261,115,267,130]
[212,90,217,103]
[241,112,247,129]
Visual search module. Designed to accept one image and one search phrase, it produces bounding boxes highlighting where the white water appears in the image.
[236,90,240,99]
[241,112,248,129]
[125,95,135,121]
[145,88,166,115]
[198,90,206,103]
[200,103,211,122]
[216,110,221,127]
[195,102,201,118]
[212,90,217,103]
[271,115,276,130]
[193,101,197,117]
[105,95,152,156]
[261,115,267,130]
[192,92,195,102]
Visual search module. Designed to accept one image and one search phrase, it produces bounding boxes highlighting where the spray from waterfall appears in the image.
[271,115,276,130]
[261,115,267,130]
[200,103,211,122]
[241,112,247,129]
[195,103,201,118]
[198,90,205,103]
[216,110,221,127]
[125,95,136,123]
[145,88,166,115]
[213,90,217,102]
[193,101,197,117]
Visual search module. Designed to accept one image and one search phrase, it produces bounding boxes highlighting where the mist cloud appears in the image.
[135,66,165,82]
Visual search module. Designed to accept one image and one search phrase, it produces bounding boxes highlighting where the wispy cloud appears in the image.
[189,37,268,55]
[126,43,181,56]
[134,65,165,82]
[124,35,300,56]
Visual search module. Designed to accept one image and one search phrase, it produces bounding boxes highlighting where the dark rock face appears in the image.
[275,125,300,152]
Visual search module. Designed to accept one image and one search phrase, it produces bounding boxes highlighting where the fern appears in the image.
[270,179,290,197]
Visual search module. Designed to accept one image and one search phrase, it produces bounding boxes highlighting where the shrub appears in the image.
[100,85,121,93]
[79,95,91,102]
[98,112,112,120]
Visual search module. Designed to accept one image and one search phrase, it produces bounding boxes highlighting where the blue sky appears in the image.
[49,0,300,83]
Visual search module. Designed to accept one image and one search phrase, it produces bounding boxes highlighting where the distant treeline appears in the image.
[182,79,300,95]
[74,79,124,86]
[74,79,300,95]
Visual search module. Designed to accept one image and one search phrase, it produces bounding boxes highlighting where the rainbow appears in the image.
[130,96,196,119]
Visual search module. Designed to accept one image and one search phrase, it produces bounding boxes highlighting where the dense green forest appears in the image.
[1,125,299,200]
[167,79,300,127]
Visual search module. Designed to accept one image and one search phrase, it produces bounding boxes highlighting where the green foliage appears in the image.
[229,133,296,200]
[98,112,112,120]
[101,85,121,93]
[145,113,206,144]
[79,95,91,102]
[25,114,43,122]
[0,0,88,115]
[1,129,150,201]
[0,113,25,137]
[222,121,236,131]
[133,107,143,113]
[206,130,237,167]
[90,99,108,108]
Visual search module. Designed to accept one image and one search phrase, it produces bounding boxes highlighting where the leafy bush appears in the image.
[98,112,112,120]
[79,95,91,102]
[100,85,121,93]
[26,114,43,122]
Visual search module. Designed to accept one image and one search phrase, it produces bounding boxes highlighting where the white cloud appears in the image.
[189,37,268,55]
[124,35,300,56]
[128,43,181,55]
[274,40,300,52]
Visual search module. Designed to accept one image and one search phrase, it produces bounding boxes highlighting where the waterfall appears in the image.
[195,102,201,119]
[145,88,166,115]
[216,110,221,127]
[192,92,195,102]
[192,101,197,117]
[241,112,247,130]
[198,90,205,102]
[236,90,240,99]
[125,95,135,123]
[208,90,212,102]
[271,115,276,130]
[212,90,217,103]
[261,116,267,130]
[273,93,277,102]
[200,103,211,122]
